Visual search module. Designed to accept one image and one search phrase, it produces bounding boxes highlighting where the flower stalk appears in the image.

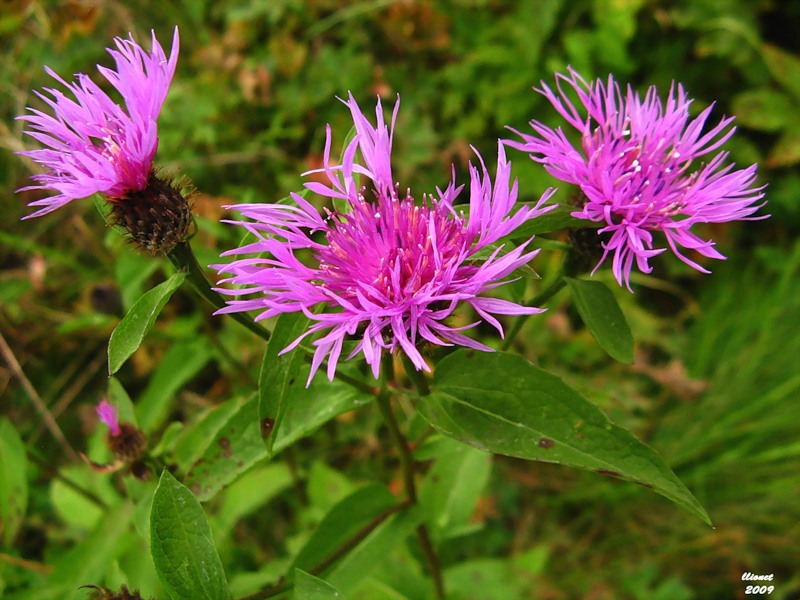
[376,353,445,600]
[167,241,271,341]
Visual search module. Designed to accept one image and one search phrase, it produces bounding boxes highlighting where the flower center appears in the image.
[591,132,691,226]
[317,191,467,306]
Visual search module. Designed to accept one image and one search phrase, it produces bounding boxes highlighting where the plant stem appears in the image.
[376,374,416,503]
[239,502,409,600]
[167,241,271,341]
[401,353,430,397]
[501,275,567,351]
[28,453,108,509]
[375,353,446,600]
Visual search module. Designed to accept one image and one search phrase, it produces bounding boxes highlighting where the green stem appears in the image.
[376,362,416,503]
[28,454,107,509]
[168,241,271,341]
[375,353,445,600]
[501,275,567,351]
[239,502,409,600]
[401,353,430,397]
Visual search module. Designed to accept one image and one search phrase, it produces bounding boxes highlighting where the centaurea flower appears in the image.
[505,68,766,290]
[17,29,189,254]
[215,94,555,384]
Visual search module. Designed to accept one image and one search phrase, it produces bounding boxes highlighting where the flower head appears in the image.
[215,94,555,384]
[96,399,121,437]
[94,399,147,461]
[17,28,179,218]
[505,67,766,290]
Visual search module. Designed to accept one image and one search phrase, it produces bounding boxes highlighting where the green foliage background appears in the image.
[1,1,798,599]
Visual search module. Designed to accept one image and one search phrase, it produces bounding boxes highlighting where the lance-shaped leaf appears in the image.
[419,350,710,525]
[0,419,28,547]
[294,569,346,600]
[259,311,313,454]
[108,271,185,374]
[565,277,634,363]
[150,470,230,600]
[184,371,372,501]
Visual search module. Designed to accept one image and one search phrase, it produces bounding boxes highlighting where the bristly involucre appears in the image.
[215,94,556,384]
[17,28,179,218]
[505,67,767,290]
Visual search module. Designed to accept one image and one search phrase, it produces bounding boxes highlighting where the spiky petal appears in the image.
[215,94,556,384]
[17,28,179,218]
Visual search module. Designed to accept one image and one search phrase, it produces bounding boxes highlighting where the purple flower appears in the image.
[215,94,556,384]
[505,68,766,290]
[17,28,179,219]
[96,399,121,437]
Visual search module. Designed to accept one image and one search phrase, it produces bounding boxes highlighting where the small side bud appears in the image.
[94,400,147,461]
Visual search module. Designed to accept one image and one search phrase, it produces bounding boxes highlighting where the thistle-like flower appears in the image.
[17,28,190,254]
[505,68,766,290]
[215,94,555,383]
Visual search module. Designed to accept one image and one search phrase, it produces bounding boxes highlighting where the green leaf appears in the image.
[326,506,422,594]
[0,418,28,546]
[419,441,492,540]
[107,272,186,375]
[294,569,346,600]
[115,252,163,311]
[761,43,800,101]
[420,350,710,525]
[510,204,598,238]
[271,368,374,455]
[172,398,245,472]
[731,89,795,132]
[259,311,312,454]
[565,277,634,363]
[46,502,134,600]
[182,395,265,502]
[183,370,372,501]
[107,377,138,426]
[212,464,293,538]
[50,466,119,532]
[150,470,230,600]
[136,338,214,432]
[291,484,398,572]
[444,559,528,600]
[767,129,800,168]
[306,461,356,514]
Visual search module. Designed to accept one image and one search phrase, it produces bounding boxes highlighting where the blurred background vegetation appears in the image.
[1,1,798,598]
